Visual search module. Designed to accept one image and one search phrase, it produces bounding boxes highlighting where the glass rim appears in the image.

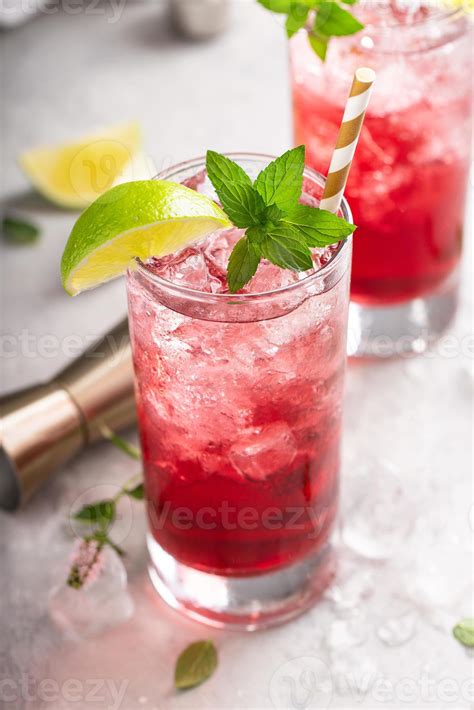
[361,5,463,30]
[134,153,353,304]
[298,5,468,55]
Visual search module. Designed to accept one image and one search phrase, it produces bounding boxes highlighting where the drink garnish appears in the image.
[257,0,364,60]
[60,180,231,295]
[206,146,356,292]
[320,67,375,213]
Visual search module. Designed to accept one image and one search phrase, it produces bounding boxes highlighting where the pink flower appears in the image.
[67,538,105,589]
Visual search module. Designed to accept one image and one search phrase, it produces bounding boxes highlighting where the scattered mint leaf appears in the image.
[453,619,474,648]
[206,151,266,228]
[283,204,356,246]
[261,225,313,271]
[100,425,141,460]
[175,641,218,690]
[227,236,261,293]
[285,4,310,38]
[254,146,305,212]
[74,500,116,527]
[125,482,145,500]
[2,216,40,244]
[314,1,363,36]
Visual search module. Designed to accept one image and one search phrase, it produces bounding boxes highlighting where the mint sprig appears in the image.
[257,0,363,61]
[67,429,144,588]
[206,146,355,293]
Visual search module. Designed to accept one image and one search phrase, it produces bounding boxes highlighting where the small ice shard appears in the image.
[327,616,368,651]
[341,461,414,561]
[331,650,377,698]
[49,543,134,640]
[325,548,375,613]
[376,612,417,647]
[403,552,470,611]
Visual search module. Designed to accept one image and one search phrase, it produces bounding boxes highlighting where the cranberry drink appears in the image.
[291,4,472,305]
[126,158,352,580]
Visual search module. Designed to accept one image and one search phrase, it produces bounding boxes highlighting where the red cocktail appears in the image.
[290,4,472,355]
[126,155,352,627]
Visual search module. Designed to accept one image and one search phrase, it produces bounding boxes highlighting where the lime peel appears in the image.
[61,180,231,295]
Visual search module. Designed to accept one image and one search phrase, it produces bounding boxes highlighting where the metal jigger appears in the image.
[0,320,136,511]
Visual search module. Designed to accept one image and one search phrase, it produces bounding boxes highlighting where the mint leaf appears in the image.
[206,150,252,190]
[283,204,356,246]
[285,4,309,37]
[257,0,292,12]
[255,146,305,212]
[453,619,474,648]
[308,32,329,61]
[2,216,40,244]
[227,236,261,293]
[100,425,141,460]
[74,500,116,527]
[315,1,363,36]
[125,482,145,500]
[261,225,313,271]
[175,640,218,690]
[206,151,266,228]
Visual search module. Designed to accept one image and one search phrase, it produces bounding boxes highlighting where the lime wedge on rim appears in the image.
[61,180,231,295]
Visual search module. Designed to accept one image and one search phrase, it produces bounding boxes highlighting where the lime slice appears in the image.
[19,121,141,209]
[61,179,231,295]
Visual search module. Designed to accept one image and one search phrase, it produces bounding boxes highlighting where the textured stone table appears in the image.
[1,2,472,709]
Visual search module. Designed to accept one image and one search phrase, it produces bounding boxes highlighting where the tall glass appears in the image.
[126,155,353,628]
[290,4,472,356]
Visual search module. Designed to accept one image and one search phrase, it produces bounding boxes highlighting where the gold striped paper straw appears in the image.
[320,67,376,214]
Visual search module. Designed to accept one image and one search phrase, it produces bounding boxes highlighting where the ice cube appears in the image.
[246,260,301,294]
[49,545,134,640]
[229,422,297,481]
[376,612,417,647]
[147,246,212,291]
[402,552,470,611]
[325,549,375,614]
